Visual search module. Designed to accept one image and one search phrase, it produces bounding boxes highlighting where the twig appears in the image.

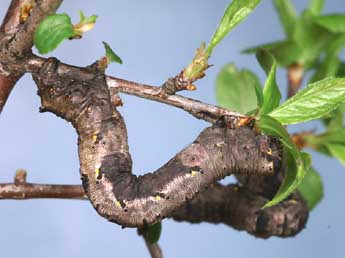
[0,170,308,238]
[138,227,163,258]
[0,169,86,199]
[287,63,304,98]
[142,237,163,258]
[0,0,62,113]
[22,54,245,124]
[107,76,244,123]
[21,54,245,124]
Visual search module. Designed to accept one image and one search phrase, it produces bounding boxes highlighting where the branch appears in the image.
[0,0,62,113]
[0,172,307,238]
[107,76,244,123]
[137,227,163,258]
[287,63,304,98]
[0,169,86,199]
[22,54,245,124]
[142,238,163,258]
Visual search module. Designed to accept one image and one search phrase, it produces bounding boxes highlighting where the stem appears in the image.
[287,63,304,98]
[0,0,63,113]
[107,76,244,123]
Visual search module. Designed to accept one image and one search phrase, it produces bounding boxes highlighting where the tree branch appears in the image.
[106,76,244,123]
[21,54,245,124]
[142,238,163,258]
[0,173,307,239]
[0,0,62,113]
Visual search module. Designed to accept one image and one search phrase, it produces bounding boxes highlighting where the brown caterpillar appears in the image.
[33,58,281,227]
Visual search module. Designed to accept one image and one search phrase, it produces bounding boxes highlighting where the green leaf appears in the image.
[337,62,345,77]
[216,64,261,114]
[243,40,303,67]
[78,10,97,24]
[313,14,345,33]
[293,10,331,67]
[145,222,162,244]
[206,0,261,55]
[273,0,297,38]
[309,55,340,83]
[256,49,281,114]
[323,108,345,131]
[34,14,74,54]
[269,77,345,125]
[311,34,345,82]
[102,41,123,64]
[310,34,345,83]
[298,166,323,210]
[309,0,324,15]
[318,129,345,145]
[257,115,309,207]
[303,128,345,165]
[325,143,345,165]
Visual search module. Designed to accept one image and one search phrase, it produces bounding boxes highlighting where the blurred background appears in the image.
[0,0,344,257]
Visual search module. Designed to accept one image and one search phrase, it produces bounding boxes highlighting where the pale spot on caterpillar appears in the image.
[266,148,272,156]
[95,165,101,179]
[215,142,225,147]
[115,201,122,208]
[154,196,161,201]
[92,135,97,142]
[191,171,198,177]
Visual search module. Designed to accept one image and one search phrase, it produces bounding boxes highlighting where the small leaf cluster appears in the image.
[183,0,261,82]
[243,0,345,75]
[216,0,345,209]
[34,11,122,65]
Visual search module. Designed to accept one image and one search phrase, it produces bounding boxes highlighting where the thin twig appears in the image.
[23,54,245,124]
[143,237,163,258]
[107,76,244,123]
[0,170,308,238]
[287,63,304,98]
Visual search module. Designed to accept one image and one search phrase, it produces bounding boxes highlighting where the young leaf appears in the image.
[73,11,98,36]
[325,143,345,165]
[273,0,297,38]
[303,128,345,165]
[78,10,97,24]
[318,129,345,145]
[269,77,345,125]
[145,222,162,244]
[293,10,331,68]
[256,115,308,207]
[256,49,281,114]
[309,34,345,83]
[297,166,323,210]
[243,40,302,67]
[322,104,345,130]
[102,41,123,64]
[337,62,345,77]
[313,14,345,33]
[34,14,74,54]
[206,0,261,55]
[309,54,340,83]
[309,0,325,15]
[216,64,261,114]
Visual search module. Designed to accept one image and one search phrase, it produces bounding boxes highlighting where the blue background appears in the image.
[0,1,345,257]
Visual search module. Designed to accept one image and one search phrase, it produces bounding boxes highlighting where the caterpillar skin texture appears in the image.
[33,58,281,227]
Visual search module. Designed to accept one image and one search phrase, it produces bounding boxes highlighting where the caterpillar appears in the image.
[32,58,281,227]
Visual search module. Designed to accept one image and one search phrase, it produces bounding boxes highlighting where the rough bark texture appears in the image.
[0,0,62,113]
